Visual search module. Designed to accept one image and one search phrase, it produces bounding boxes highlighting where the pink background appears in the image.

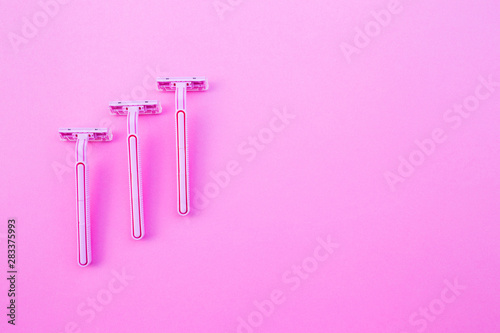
[1,0,500,332]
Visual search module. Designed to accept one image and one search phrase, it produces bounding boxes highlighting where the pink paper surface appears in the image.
[1,0,500,332]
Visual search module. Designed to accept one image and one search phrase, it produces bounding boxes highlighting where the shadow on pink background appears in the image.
[1,0,500,332]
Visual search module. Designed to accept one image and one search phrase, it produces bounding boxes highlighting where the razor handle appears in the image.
[176,110,189,215]
[75,137,91,266]
[127,109,145,239]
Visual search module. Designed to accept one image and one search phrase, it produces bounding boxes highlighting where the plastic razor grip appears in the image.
[128,134,144,239]
[76,162,91,267]
[176,111,189,215]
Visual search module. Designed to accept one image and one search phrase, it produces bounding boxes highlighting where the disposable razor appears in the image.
[59,128,112,267]
[157,77,209,215]
[109,100,162,239]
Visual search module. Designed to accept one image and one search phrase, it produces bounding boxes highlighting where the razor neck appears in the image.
[175,83,188,112]
[127,107,140,136]
[75,134,89,163]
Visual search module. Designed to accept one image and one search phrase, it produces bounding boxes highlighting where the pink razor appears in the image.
[157,77,209,216]
[59,128,112,267]
[109,100,162,239]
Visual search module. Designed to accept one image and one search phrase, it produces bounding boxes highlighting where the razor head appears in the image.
[59,128,113,141]
[109,100,162,115]
[157,77,208,91]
